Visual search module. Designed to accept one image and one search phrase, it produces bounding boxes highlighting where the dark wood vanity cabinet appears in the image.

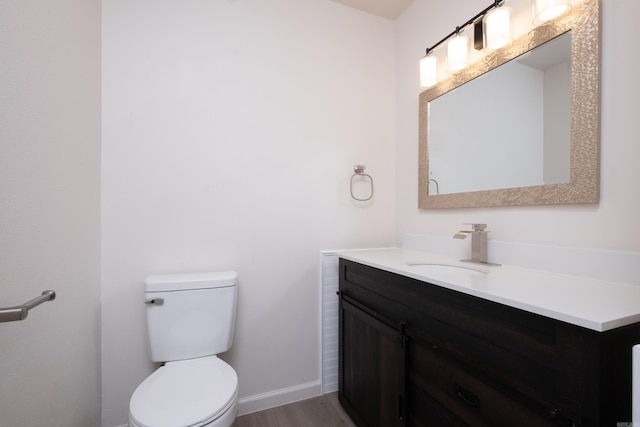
[338,259,640,427]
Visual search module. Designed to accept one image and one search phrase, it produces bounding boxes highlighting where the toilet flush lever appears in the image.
[144,298,164,305]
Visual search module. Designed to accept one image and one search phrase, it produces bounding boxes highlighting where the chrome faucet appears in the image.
[454,223,500,266]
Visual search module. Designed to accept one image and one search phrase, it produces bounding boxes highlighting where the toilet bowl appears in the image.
[128,272,239,427]
[129,356,238,427]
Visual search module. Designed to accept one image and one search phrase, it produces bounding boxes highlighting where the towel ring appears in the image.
[350,165,374,202]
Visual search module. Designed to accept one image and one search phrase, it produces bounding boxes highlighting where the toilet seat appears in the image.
[129,356,238,427]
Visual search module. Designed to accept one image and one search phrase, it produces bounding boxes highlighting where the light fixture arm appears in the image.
[424,0,504,56]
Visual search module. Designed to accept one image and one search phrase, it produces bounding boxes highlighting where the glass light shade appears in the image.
[420,55,438,87]
[447,34,469,72]
[485,7,513,50]
[532,0,571,25]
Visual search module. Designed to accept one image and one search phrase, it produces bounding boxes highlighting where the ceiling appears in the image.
[328,0,415,20]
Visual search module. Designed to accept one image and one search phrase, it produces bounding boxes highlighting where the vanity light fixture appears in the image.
[419,0,508,87]
[419,0,576,87]
[532,0,571,25]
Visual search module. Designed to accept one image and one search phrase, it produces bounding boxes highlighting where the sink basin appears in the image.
[405,262,488,276]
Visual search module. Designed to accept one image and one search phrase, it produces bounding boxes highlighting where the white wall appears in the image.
[101,0,396,425]
[395,0,640,252]
[0,0,102,426]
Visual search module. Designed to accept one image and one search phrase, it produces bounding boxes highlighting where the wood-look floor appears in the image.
[233,392,357,427]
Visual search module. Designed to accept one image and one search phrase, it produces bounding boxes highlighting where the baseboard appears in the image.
[237,380,322,416]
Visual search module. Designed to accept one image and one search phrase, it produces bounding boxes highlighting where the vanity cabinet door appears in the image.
[339,297,405,427]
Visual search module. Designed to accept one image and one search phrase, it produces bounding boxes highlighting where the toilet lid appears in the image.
[130,356,238,427]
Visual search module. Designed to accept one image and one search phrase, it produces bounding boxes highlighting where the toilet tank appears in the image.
[144,271,238,362]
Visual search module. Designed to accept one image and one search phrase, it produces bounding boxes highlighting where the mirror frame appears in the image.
[419,0,600,209]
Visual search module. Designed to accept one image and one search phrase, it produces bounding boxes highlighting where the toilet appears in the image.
[129,271,239,427]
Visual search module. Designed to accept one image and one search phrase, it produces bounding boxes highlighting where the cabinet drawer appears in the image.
[407,318,580,419]
[408,339,575,427]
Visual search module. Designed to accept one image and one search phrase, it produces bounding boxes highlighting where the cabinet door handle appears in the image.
[455,383,480,409]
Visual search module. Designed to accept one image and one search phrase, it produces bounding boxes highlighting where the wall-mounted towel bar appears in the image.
[0,290,56,323]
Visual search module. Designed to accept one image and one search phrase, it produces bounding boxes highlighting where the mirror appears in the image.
[419,0,600,209]
[429,33,571,195]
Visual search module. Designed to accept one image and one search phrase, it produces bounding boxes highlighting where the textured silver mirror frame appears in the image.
[418,0,600,209]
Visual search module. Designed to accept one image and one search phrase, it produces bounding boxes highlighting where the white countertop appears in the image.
[338,248,640,332]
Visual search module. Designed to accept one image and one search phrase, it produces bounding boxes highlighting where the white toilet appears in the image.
[129,271,239,427]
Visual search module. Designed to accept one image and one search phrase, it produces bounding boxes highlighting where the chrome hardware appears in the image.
[428,178,440,195]
[350,164,374,202]
[144,298,164,305]
[0,290,56,323]
[454,223,500,266]
[455,383,480,408]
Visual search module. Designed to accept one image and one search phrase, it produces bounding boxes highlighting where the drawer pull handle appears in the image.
[455,383,480,409]
[548,409,576,426]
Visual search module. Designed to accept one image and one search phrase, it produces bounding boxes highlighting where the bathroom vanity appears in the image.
[337,249,640,427]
